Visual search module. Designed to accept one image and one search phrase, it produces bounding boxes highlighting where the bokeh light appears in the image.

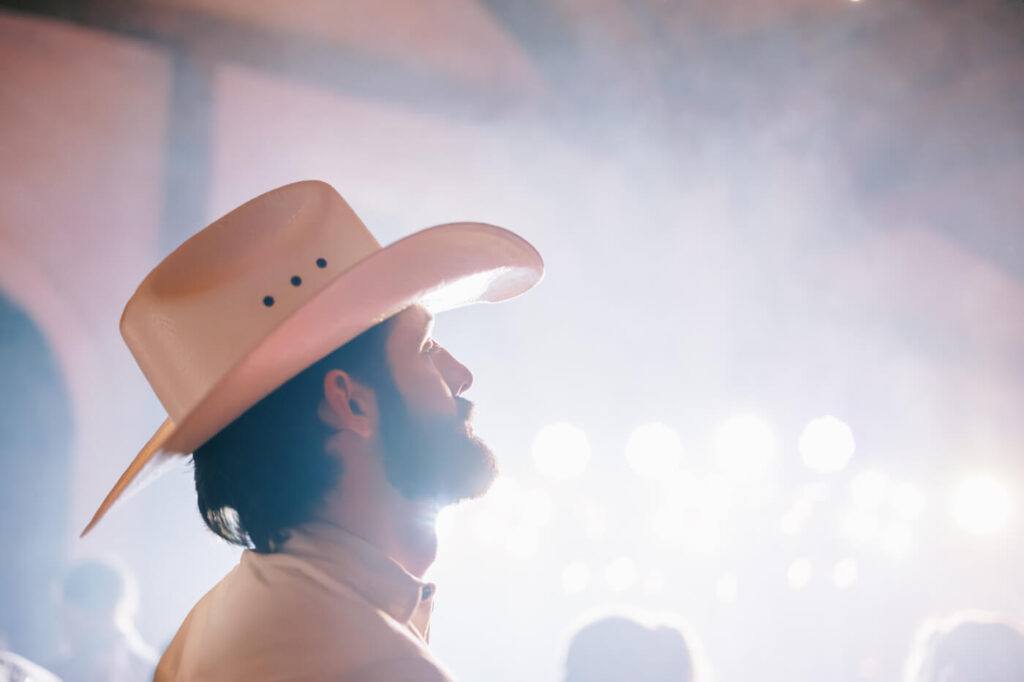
[889,482,926,520]
[713,413,778,480]
[532,422,591,481]
[832,558,859,590]
[604,557,638,592]
[716,572,739,604]
[642,570,666,595]
[952,474,1011,535]
[798,415,856,474]
[787,557,813,591]
[843,508,880,544]
[625,422,684,479]
[850,469,891,509]
[471,509,507,549]
[561,561,591,595]
[519,487,554,528]
[879,521,914,556]
[505,525,540,560]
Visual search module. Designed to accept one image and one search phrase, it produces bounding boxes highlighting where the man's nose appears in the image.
[435,348,473,396]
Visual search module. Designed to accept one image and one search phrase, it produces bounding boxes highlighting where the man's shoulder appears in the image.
[157,551,439,681]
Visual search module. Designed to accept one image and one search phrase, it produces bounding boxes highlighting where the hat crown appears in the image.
[121,181,381,422]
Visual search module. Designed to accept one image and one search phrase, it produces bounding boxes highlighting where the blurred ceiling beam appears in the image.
[0,0,525,119]
[0,0,540,244]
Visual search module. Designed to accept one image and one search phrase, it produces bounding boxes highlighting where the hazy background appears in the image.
[1,1,1022,680]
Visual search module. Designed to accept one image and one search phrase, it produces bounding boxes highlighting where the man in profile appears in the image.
[83,180,544,681]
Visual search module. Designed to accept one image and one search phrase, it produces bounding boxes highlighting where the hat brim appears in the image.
[81,222,542,536]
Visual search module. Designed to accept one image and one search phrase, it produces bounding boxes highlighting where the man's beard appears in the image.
[374,380,498,505]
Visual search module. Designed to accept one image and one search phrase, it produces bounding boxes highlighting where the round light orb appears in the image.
[643,571,666,595]
[850,469,891,509]
[787,557,813,591]
[532,422,591,480]
[889,482,926,520]
[519,487,553,527]
[505,525,540,560]
[799,415,856,474]
[780,500,813,536]
[953,475,1011,535]
[486,475,521,510]
[713,414,778,480]
[561,561,591,594]
[605,557,637,592]
[695,473,737,520]
[625,422,684,479]
[832,557,858,590]
[688,521,721,554]
[716,572,739,603]
[842,508,879,544]
[652,506,687,543]
[471,509,507,548]
[879,521,913,555]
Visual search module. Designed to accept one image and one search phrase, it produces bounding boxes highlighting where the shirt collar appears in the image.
[280,522,435,625]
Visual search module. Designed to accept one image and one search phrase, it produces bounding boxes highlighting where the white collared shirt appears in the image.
[155,524,454,681]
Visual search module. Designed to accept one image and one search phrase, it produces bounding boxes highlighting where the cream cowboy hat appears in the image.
[82,180,543,535]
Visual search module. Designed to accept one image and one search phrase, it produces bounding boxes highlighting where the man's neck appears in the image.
[318,452,439,578]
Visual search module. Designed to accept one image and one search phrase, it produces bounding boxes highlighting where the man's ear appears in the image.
[319,369,374,439]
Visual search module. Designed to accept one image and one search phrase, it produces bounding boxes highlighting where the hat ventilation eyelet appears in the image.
[263,295,275,307]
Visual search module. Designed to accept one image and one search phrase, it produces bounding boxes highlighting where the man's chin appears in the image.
[381,431,497,506]
[435,439,498,505]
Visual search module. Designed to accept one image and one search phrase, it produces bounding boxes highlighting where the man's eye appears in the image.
[423,340,440,354]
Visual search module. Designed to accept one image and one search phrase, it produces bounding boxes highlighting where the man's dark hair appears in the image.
[193,317,395,553]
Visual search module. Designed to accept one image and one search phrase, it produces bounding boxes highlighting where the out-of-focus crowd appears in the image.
[2,557,1022,682]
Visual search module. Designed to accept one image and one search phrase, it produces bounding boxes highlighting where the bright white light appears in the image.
[561,561,591,594]
[575,501,609,540]
[643,571,666,595]
[780,500,813,536]
[660,470,700,498]
[605,557,637,592]
[799,416,856,474]
[519,487,553,527]
[953,475,1011,535]
[436,507,457,542]
[713,413,778,480]
[688,521,721,554]
[652,506,687,543]
[471,509,507,548]
[504,525,539,560]
[696,473,737,520]
[850,469,891,509]
[832,557,858,590]
[532,422,591,480]
[889,482,926,520]
[879,521,913,555]
[843,508,879,543]
[716,572,739,603]
[625,423,684,479]
[787,557,813,591]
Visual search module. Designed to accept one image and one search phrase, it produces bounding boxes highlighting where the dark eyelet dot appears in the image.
[316,258,327,268]
[290,276,302,287]
[263,296,275,307]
